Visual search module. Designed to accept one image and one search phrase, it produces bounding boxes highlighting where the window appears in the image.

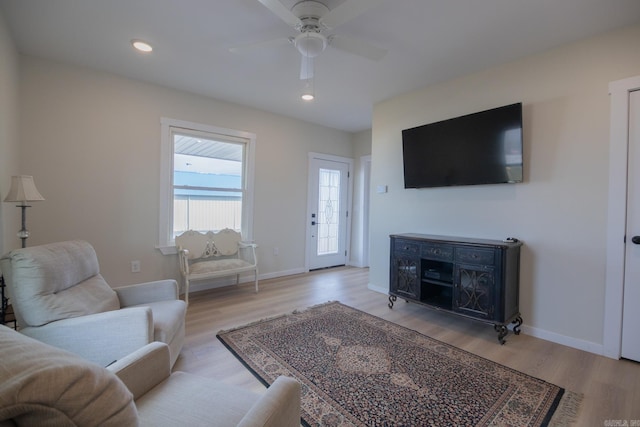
[159,118,255,253]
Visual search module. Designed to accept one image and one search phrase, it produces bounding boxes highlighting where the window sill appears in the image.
[156,245,177,255]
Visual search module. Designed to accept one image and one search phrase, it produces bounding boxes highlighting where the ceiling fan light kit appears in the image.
[294,32,327,58]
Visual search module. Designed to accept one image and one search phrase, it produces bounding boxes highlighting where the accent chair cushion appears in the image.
[0,325,138,426]
[189,258,253,275]
[0,240,120,327]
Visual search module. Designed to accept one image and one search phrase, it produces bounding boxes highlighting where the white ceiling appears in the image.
[2,0,639,132]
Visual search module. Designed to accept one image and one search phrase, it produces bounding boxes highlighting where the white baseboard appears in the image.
[368,283,387,294]
[258,268,306,281]
[191,271,607,358]
[521,324,604,356]
[187,268,306,293]
[365,283,605,356]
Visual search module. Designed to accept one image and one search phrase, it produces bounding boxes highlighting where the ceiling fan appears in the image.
[230,0,387,80]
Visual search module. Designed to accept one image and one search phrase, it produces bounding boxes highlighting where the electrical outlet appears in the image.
[273,247,279,256]
[131,260,141,273]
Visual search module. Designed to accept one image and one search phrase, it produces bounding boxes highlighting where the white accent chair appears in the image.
[0,240,186,367]
[0,325,302,427]
[176,229,258,304]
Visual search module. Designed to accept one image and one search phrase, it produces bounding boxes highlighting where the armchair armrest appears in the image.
[20,306,154,367]
[114,279,179,306]
[107,341,171,400]
[237,376,301,427]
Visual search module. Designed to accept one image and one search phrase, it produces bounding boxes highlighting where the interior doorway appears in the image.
[604,75,640,360]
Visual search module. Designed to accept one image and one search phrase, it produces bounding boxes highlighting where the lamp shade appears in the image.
[3,175,45,203]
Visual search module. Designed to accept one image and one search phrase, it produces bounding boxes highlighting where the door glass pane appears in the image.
[317,168,340,255]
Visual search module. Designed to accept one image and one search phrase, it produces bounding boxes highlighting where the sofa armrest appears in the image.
[237,376,301,427]
[114,279,179,306]
[107,341,171,400]
[20,306,154,367]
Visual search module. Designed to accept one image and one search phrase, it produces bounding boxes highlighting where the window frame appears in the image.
[157,117,255,255]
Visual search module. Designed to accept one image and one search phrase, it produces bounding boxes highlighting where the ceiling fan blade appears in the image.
[320,0,384,30]
[329,35,387,61]
[229,37,292,54]
[256,0,302,28]
[300,56,314,80]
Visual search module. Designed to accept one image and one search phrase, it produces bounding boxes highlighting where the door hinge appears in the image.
[346,210,349,218]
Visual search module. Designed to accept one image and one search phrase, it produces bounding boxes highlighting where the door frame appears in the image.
[305,152,354,271]
[604,75,640,359]
[361,155,371,268]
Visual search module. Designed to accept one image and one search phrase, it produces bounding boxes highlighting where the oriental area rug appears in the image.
[216,302,581,427]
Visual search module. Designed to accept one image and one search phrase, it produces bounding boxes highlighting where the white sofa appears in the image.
[0,240,186,367]
[0,325,301,426]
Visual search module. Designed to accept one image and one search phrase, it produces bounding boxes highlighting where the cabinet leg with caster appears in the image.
[494,324,508,345]
[512,316,523,335]
[388,295,397,309]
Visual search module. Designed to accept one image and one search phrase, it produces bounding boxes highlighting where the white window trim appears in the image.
[157,117,256,255]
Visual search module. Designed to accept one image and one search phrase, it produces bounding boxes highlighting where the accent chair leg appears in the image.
[184,278,190,306]
[254,270,259,293]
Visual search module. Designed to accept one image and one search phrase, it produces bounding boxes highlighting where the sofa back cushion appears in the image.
[0,325,139,426]
[0,240,120,327]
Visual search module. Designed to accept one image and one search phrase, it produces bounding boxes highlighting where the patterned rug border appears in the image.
[216,301,582,426]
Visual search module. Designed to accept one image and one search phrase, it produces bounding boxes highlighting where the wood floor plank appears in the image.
[174,266,640,425]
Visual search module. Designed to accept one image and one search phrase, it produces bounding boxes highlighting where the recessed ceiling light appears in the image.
[301,93,315,101]
[131,39,153,53]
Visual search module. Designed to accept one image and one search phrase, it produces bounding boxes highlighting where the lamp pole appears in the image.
[17,204,30,248]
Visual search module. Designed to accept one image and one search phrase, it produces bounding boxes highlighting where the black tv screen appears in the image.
[402,103,523,188]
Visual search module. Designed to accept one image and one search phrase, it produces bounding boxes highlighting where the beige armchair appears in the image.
[0,240,186,367]
[0,325,301,427]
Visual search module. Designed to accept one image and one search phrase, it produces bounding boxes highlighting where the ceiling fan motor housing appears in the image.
[292,1,330,57]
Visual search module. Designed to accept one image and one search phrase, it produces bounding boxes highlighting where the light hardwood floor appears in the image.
[174,266,640,426]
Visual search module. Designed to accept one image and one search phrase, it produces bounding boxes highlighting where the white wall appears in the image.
[0,11,20,256]
[370,24,640,352]
[17,56,354,286]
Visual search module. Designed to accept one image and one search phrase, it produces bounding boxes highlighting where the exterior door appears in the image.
[307,155,351,270]
[622,89,640,361]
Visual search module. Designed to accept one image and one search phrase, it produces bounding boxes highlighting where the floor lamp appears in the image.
[3,175,45,248]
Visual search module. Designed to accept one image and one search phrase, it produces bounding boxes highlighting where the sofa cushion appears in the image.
[0,240,119,327]
[0,325,138,426]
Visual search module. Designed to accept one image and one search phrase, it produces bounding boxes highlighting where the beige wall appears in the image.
[17,56,355,286]
[370,24,640,352]
[0,12,20,256]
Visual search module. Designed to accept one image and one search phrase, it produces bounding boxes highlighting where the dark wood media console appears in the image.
[388,233,523,344]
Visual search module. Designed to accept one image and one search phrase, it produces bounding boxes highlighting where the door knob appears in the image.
[632,236,640,245]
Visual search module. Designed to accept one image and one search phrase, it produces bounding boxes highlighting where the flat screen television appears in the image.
[402,103,523,188]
